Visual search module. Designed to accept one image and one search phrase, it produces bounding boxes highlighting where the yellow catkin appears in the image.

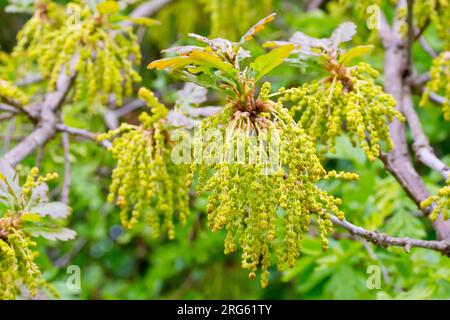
[0,167,60,299]
[100,88,189,238]
[421,178,450,222]
[420,52,450,121]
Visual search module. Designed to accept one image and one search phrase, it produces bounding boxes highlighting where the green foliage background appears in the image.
[1,0,449,299]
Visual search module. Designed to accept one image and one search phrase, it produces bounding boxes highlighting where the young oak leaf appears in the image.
[147,56,192,70]
[21,213,42,223]
[96,1,120,15]
[31,201,72,219]
[188,50,237,75]
[338,45,374,66]
[162,46,204,55]
[251,44,295,80]
[188,34,234,53]
[175,83,208,107]
[240,13,276,44]
[330,22,357,49]
[25,226,77,241]
[266,21,358,57]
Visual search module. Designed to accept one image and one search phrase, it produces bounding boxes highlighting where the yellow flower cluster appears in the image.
[99,88,189,238]
[0,167,59,300]
[280,63,404,160]
[189,83,358,287]
[0,221,41,299]
[22,167,58,196]
[421,178,450,222]
[420,51,450,121]
[0,78,29,106]
[13,1,142,108]
[13,1,64,55]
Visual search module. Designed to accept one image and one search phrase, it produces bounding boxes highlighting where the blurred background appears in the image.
[1,0,449,299]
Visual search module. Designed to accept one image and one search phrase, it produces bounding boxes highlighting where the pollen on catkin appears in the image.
[420,178,450,222]
[99,88,189,238]
[280,63,404,160]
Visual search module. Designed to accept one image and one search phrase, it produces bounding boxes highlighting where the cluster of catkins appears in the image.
[421,178,450,222]
[280,63,404,160]
[0,167,59,299]
[13,0,141,108]
[188,83,358,287]
[420,52,450,121]
[99,88,190,238]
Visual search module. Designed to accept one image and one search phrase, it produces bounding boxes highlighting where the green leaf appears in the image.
[31,201,72,219]
[377,286,436,300]
[97,1,120,15]
[189,50,237,75]
[128,17,160,26]
[22,213,42,222]
[339,45,374,65]
[325,265,364,299]
[25,226,76,241]
[384,207,426,239]
[175,83,207,108]
[147,57,192,70]
[177,70,220,90]
[250,44,295,81]
[27,183,49,209]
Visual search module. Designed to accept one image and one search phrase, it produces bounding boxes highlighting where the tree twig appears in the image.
[15,74,44,87]
[406,0,414,72]
[419,36,437,58]
[56,124,111,148]
[1,57,78,166]
[61,132,71,204]
[306,0,324,10]
[0,103,19,113]
[330,215,450,256]
[35,144,46,169]
[2,117,15,155]
[402,85,450,179]
[104,99,147,129]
